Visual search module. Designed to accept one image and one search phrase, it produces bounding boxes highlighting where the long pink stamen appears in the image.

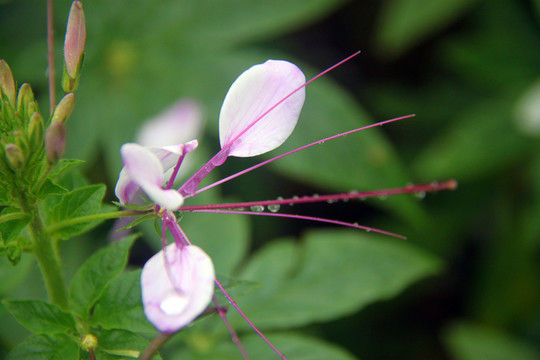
[165,154,186,190]
[188,115,414,198]
[182,180,458,211]
[212,296,251,360]
[189,209,405,239]
[179,52,362,196]
[215,278,288,360]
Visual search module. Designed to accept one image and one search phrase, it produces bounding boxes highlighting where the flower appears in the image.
[141,242,215,333]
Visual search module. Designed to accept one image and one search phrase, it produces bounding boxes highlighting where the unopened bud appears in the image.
[51,93,76,124]
[0,60,16,107]
[28,112,45,149]
[16,83,36,116]
[64,1,86,78]
[45,122,66,163]
[4,143,25,170]
[80,334,98,352]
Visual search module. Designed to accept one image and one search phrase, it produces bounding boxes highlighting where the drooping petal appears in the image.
[137,99,204,147]
[115,142,198,206]
[118,143,183,210]
[141,244,215,333]
[219,60,306,157]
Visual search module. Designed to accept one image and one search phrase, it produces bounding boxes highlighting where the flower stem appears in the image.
[47,0,56,114]
[139,332,172,360]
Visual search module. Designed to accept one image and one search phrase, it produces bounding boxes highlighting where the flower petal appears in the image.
[137,99,204,147]
[219,60,306,157]
[141,244,215,333]
[118,143,183,210]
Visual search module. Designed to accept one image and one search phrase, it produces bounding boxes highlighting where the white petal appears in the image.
[141,244,215,333]
[219,60,305,157]
[137,99,204,147]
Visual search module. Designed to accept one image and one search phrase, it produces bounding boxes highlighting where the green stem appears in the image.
[139,332,172,360]
[21,197,69,309]
[0,212,27,224]
[46,210,149,235]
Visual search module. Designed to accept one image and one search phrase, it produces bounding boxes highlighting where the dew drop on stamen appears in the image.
[268,204,280,213]
[378,195,388,201]
[413,191,426,200]
[250,205,265,213]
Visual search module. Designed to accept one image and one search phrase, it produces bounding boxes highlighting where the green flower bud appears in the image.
[51,93,76,124]
[0,60,16,108]
[4,143,25,170]
[45,122,66,163]
[80,334,98,352]
[64,1,86,78]
[16,83,35,115]
[28,112,45,150]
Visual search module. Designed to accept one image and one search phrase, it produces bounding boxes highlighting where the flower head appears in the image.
[141,243,215,333]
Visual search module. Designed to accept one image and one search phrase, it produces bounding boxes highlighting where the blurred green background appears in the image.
[1,0,540,359]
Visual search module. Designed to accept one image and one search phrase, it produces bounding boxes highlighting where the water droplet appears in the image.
[413,191,426,200]
[160,291,189,315]
[268,204,280,213]
[313,193,319,198]
[378,195,388,201]
[353,222,359,226]
[250,205,264,213]
[327,199,337,204]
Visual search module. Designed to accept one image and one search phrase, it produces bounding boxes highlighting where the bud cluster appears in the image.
[0,59,76,202]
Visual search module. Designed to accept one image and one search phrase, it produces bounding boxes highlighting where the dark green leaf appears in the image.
[214,274,262,304]
[0,254,34,295]
[2,299,76,334]
[94,328,161,360]
[376,0,479,57]
[0,208,30,244]
[36,179,67,199]
[91,270,155,333]
[49,184,106,239]
[444,321,540,360]
[48,159,85,179]
[7,334,79,360]
[69,235,136,319]
[232,229,441,329]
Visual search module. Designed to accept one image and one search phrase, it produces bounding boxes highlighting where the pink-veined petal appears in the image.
[137,99,204,147]
[219,60,306,157]
[141,244,215,333]
[118,143,183,210]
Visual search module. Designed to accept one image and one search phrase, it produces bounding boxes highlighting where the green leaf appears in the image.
[376,0,479,57]
[0,208,30,244]
[2,300,76,334]
[94,329,161,360]
[233,229,441,329]
[91,270,155,333]
[444,321,540,360]
[214,274,262,304]
[49,184,106,239]
[173,332,357,360]
[0,254,34,296]
[7,334,79,360]
[413,97,530,181]
[36,179,68,199]
[48,159,85,179]
[69,235,136,319]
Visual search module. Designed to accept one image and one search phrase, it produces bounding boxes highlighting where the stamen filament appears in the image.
[166,154,186,190]
[181,180,457,211]
[212,296,251,360]
[188,115,414,198]
[189,209,406,239]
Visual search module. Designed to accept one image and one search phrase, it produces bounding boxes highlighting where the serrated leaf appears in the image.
[2,300,76,334]
[69,235,136,319]
[48,158,85,179]
[233,229,441,330]
[36,179,68,199]
[95,329,161,360]
[444,321,540,360]
[49,184,106,239]
[7,334,79,360]
[91,270,155,333]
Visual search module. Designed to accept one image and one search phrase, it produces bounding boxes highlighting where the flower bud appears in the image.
[80,334,98,352]
[0,60,16,108]
[16,83,35,117]
[4,143,25,170]
[51,93,76,124]
[64,1,86,78]
[45,122,67,163]
[28,112,45,150]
